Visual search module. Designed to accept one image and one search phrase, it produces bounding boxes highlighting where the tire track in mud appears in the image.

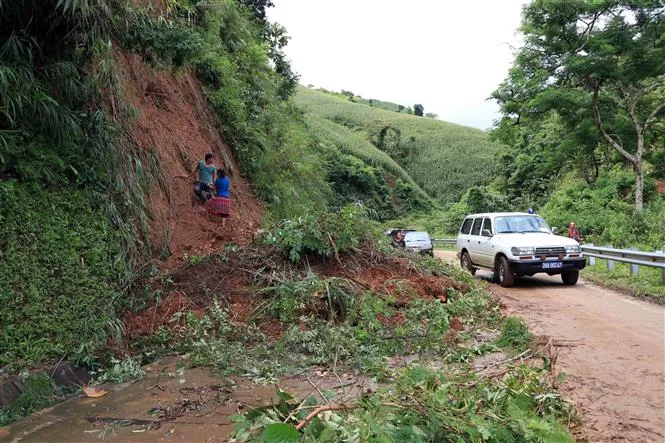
[436,250,665,442]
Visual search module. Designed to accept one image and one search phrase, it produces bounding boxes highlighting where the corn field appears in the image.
[297,88,502,204]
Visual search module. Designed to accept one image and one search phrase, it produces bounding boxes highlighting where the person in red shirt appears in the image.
[568,222,582,242]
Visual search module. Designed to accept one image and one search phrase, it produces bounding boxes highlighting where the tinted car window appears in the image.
[470,218,482,236]
[460,218,473,234]
[481,218,492,236]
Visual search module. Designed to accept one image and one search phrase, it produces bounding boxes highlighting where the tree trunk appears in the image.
[591,86,646,212]
[634,161,644,212]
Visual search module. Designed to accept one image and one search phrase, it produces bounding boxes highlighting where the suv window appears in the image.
[481,218,492,237]
[470,218,482,236]
[460,218,473,234]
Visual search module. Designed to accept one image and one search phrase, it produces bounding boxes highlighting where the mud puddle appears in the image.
[0,357,375,442]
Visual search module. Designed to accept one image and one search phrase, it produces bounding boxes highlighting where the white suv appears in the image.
[456,212,586,287]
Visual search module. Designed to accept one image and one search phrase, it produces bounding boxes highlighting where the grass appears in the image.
[296,87,503,204]
[582,259,665,303]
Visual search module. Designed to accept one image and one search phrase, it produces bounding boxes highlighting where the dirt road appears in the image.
[437,250,665,442]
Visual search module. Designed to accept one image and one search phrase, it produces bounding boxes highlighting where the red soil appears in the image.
[113,50,264,270]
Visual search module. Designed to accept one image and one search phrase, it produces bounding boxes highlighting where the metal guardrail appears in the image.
[581,244,665,283]
[431,238,456,248]
[580,245,665,268]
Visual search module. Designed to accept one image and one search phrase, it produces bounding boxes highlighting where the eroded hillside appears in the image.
[113,51,263,268]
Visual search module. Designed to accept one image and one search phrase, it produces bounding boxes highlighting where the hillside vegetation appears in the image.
[297,87,502,204]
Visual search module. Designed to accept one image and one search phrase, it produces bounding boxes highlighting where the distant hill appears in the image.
[296,87,502,204]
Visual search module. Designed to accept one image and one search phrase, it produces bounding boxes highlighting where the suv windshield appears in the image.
[404,232,430,241]
[495,216,551,234]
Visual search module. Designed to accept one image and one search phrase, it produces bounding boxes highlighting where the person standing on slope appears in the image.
[192,152,216,202]
[206,169,231,226]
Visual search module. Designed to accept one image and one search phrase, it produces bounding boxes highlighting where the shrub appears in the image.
[266,204,372,262]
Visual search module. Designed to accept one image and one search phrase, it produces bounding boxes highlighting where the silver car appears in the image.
[404,231,433,256]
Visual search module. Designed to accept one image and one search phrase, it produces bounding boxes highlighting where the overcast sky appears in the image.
[267,0,527,130]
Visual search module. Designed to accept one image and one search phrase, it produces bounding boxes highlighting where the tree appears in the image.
[414,104,424,116]
[493,0,665,212]
[263,22,299,99]
[237,0,274,22]
[397,105,404,113]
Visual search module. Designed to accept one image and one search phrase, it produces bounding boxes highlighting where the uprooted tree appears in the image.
[493,0,665,212]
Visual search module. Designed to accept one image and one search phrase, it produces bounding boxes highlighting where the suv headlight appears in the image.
[511,247,534,256]
[565,245,581,254]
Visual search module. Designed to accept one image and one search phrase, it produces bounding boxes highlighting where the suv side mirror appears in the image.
[551,227,559,235]
[482,229,492,237]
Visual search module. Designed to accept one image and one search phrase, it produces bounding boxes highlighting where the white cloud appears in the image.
[268,0,526,129]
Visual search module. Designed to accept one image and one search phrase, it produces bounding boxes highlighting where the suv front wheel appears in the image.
[561,270,579,285]
[496,256,515,287]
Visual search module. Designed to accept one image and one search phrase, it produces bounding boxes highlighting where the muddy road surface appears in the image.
[437,250,665,442]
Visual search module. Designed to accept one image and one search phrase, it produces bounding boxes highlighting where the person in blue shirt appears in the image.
[214,169,230,198]
[191,152,216,202]
[205,169,231,225]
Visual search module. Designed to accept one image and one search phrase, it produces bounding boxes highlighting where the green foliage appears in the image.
[232,363,574,442]
[0,185,125,369]
[265,204,371,263]
[92,356,145,384]
[540,169,665,249]
[496,317,532,351]
[321,148,396,219]
[296,87,502,204]
[0,373,58,427]
[121,7,205,68]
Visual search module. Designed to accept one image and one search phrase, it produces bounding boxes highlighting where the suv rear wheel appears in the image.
[460,251,476,275]
[561,270,579,285]
[496,256,515,287]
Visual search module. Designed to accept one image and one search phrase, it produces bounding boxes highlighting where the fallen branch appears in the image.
[295,405,356,430]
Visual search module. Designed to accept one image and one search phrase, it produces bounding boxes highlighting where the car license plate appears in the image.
[542,262,562,269]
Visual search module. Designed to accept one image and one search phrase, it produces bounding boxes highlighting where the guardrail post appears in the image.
[627,247,639,276]
[658,251,665,284]
[586,244,595,266]
[605,245,615,271]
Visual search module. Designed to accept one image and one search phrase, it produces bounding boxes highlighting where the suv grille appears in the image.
[535,247,566,257]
